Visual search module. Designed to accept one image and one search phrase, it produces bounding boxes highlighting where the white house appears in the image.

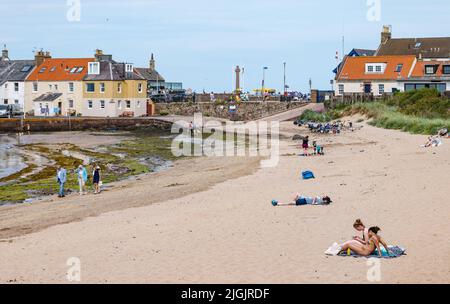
[0,48,35,112]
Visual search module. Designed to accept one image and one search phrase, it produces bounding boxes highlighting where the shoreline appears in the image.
[0,119,449,283]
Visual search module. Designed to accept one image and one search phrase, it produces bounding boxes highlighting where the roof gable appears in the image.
[0,60,36,85]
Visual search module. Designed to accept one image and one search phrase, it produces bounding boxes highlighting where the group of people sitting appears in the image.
[301,136,324,156]
[325,219,390,257]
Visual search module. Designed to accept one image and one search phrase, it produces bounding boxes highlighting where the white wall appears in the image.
[0,81,26,110]
[334,81,403,96]
[82,98,147,117]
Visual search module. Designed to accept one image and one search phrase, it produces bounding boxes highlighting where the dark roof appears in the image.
[33,93,63,102]
[351,49,376,57]
[376,37,450,58]
[135,68,165,82]
[84,62,145,81]
[0,60,36,86]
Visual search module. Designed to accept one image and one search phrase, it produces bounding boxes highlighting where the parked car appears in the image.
[150,94,169,103]
[169,90,188,102]
[0,104,24,118]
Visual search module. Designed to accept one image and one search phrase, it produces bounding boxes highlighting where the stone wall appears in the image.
[0,117,172,133]
[156,102,306,121]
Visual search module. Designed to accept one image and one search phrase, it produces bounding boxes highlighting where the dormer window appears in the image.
[414,42,422,49]
[88,62,100,75]
[443,65,450,75]
[425,65,437,75]
[125,64,133,73]
[366,63,386,74]
[70,67,77,73]
[21,65,32,72]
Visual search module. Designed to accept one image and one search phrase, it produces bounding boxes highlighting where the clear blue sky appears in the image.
[1,0,449,92]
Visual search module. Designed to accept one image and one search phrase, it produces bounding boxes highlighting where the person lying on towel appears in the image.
[272,194,332,207]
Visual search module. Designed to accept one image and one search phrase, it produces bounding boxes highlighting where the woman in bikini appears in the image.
[337,227,390,257]
[352,219,370,245]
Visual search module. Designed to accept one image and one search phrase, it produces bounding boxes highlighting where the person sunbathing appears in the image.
[272,194,332,206]
[352,219,369,245]
[328,227,389,257]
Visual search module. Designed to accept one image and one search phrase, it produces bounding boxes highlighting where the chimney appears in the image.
[35,50,51,66]
[95,49,103,61]
[149,53,155,71]
[381,25,392,45]
[1,45,9,61]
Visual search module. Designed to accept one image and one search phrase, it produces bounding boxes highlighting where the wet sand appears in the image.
[0,119,449,283]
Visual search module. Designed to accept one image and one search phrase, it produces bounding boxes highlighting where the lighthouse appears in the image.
[235,65,241,92]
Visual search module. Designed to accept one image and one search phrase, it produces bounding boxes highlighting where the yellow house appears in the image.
[82,51,148,117]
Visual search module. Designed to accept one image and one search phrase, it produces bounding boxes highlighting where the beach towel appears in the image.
[338,246,406,259]
[302,171,315,180]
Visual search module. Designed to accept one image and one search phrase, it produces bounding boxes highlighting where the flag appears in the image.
[263,66,268,70]
[335,51,339,60]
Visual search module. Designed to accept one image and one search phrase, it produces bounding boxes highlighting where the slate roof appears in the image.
[0,60,36,86]
[33,93,63,102]
[351,49,376,57]
[84,61,145,81]
[135,67,165,82]
[376,37,450,58]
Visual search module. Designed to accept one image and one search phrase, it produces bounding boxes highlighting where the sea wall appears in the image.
[0,117,173,133]
[155,102,306,121]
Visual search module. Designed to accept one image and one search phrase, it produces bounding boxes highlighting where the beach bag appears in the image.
[302,171,315,180]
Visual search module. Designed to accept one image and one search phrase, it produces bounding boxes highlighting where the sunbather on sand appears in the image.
[329,227,390,257]
[272,194,332,206]
[352,219,369,245]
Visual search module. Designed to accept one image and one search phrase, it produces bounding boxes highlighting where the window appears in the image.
[375,65,382,72]
[14,100,19,104]
[100,83,105,93]
[86,83,95,92]
[138,83,143,93]
[76,67,84,73]
[55,84,58,91]
[414,42,422,49]
[14,83,19,92]
[379,84,385,94]
[4,84,7,89]
[87,100,93,109]
[33,82,38,92]
[3,99,8,104]
[395,64,403,73]
[68,99,74,108]
[443,65,450,74]
[137,101,141,108]
[68,82,74,92]
[125,64,133,73]
[118,83,122,93]
[126,100,131,108]
[49,84,53,90]
[88,62,100,75]
[21,65,32,72]
[100,100,105,109]
[39,67,46,73]
[70,67,77,73]
[367,66,374,72]
[425,65,436,74]
[338,84,344,95]
[50,66,56,72]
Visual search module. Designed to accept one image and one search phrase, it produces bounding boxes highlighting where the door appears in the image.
[364,83,372,94]
[58,102,62,116]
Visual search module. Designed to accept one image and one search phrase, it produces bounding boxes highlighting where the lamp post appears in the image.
[283,62,287,100]
[262,66,268,101]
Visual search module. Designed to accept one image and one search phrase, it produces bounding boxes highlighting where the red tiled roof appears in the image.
[410,60,450,77]
[337,55,417,81]
[26,58,95,81]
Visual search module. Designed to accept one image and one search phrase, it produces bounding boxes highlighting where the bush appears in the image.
[159,111,169,116]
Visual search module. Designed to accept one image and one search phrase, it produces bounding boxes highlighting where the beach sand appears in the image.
[0,119,449,283]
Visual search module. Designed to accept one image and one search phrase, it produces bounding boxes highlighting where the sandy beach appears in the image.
[0,118,449,284]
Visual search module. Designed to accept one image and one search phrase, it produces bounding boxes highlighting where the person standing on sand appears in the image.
[302,136,309,156]
[77,165,88,195]
[92,165,101,194]
[352,219,370,245]
[56,166,67,198]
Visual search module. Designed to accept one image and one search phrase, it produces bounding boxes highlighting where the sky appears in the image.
[1,0,449,93]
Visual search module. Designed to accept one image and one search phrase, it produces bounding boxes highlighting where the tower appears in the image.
[150,53,155,71]
[1,45,9,61]
[235,65,241,92]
